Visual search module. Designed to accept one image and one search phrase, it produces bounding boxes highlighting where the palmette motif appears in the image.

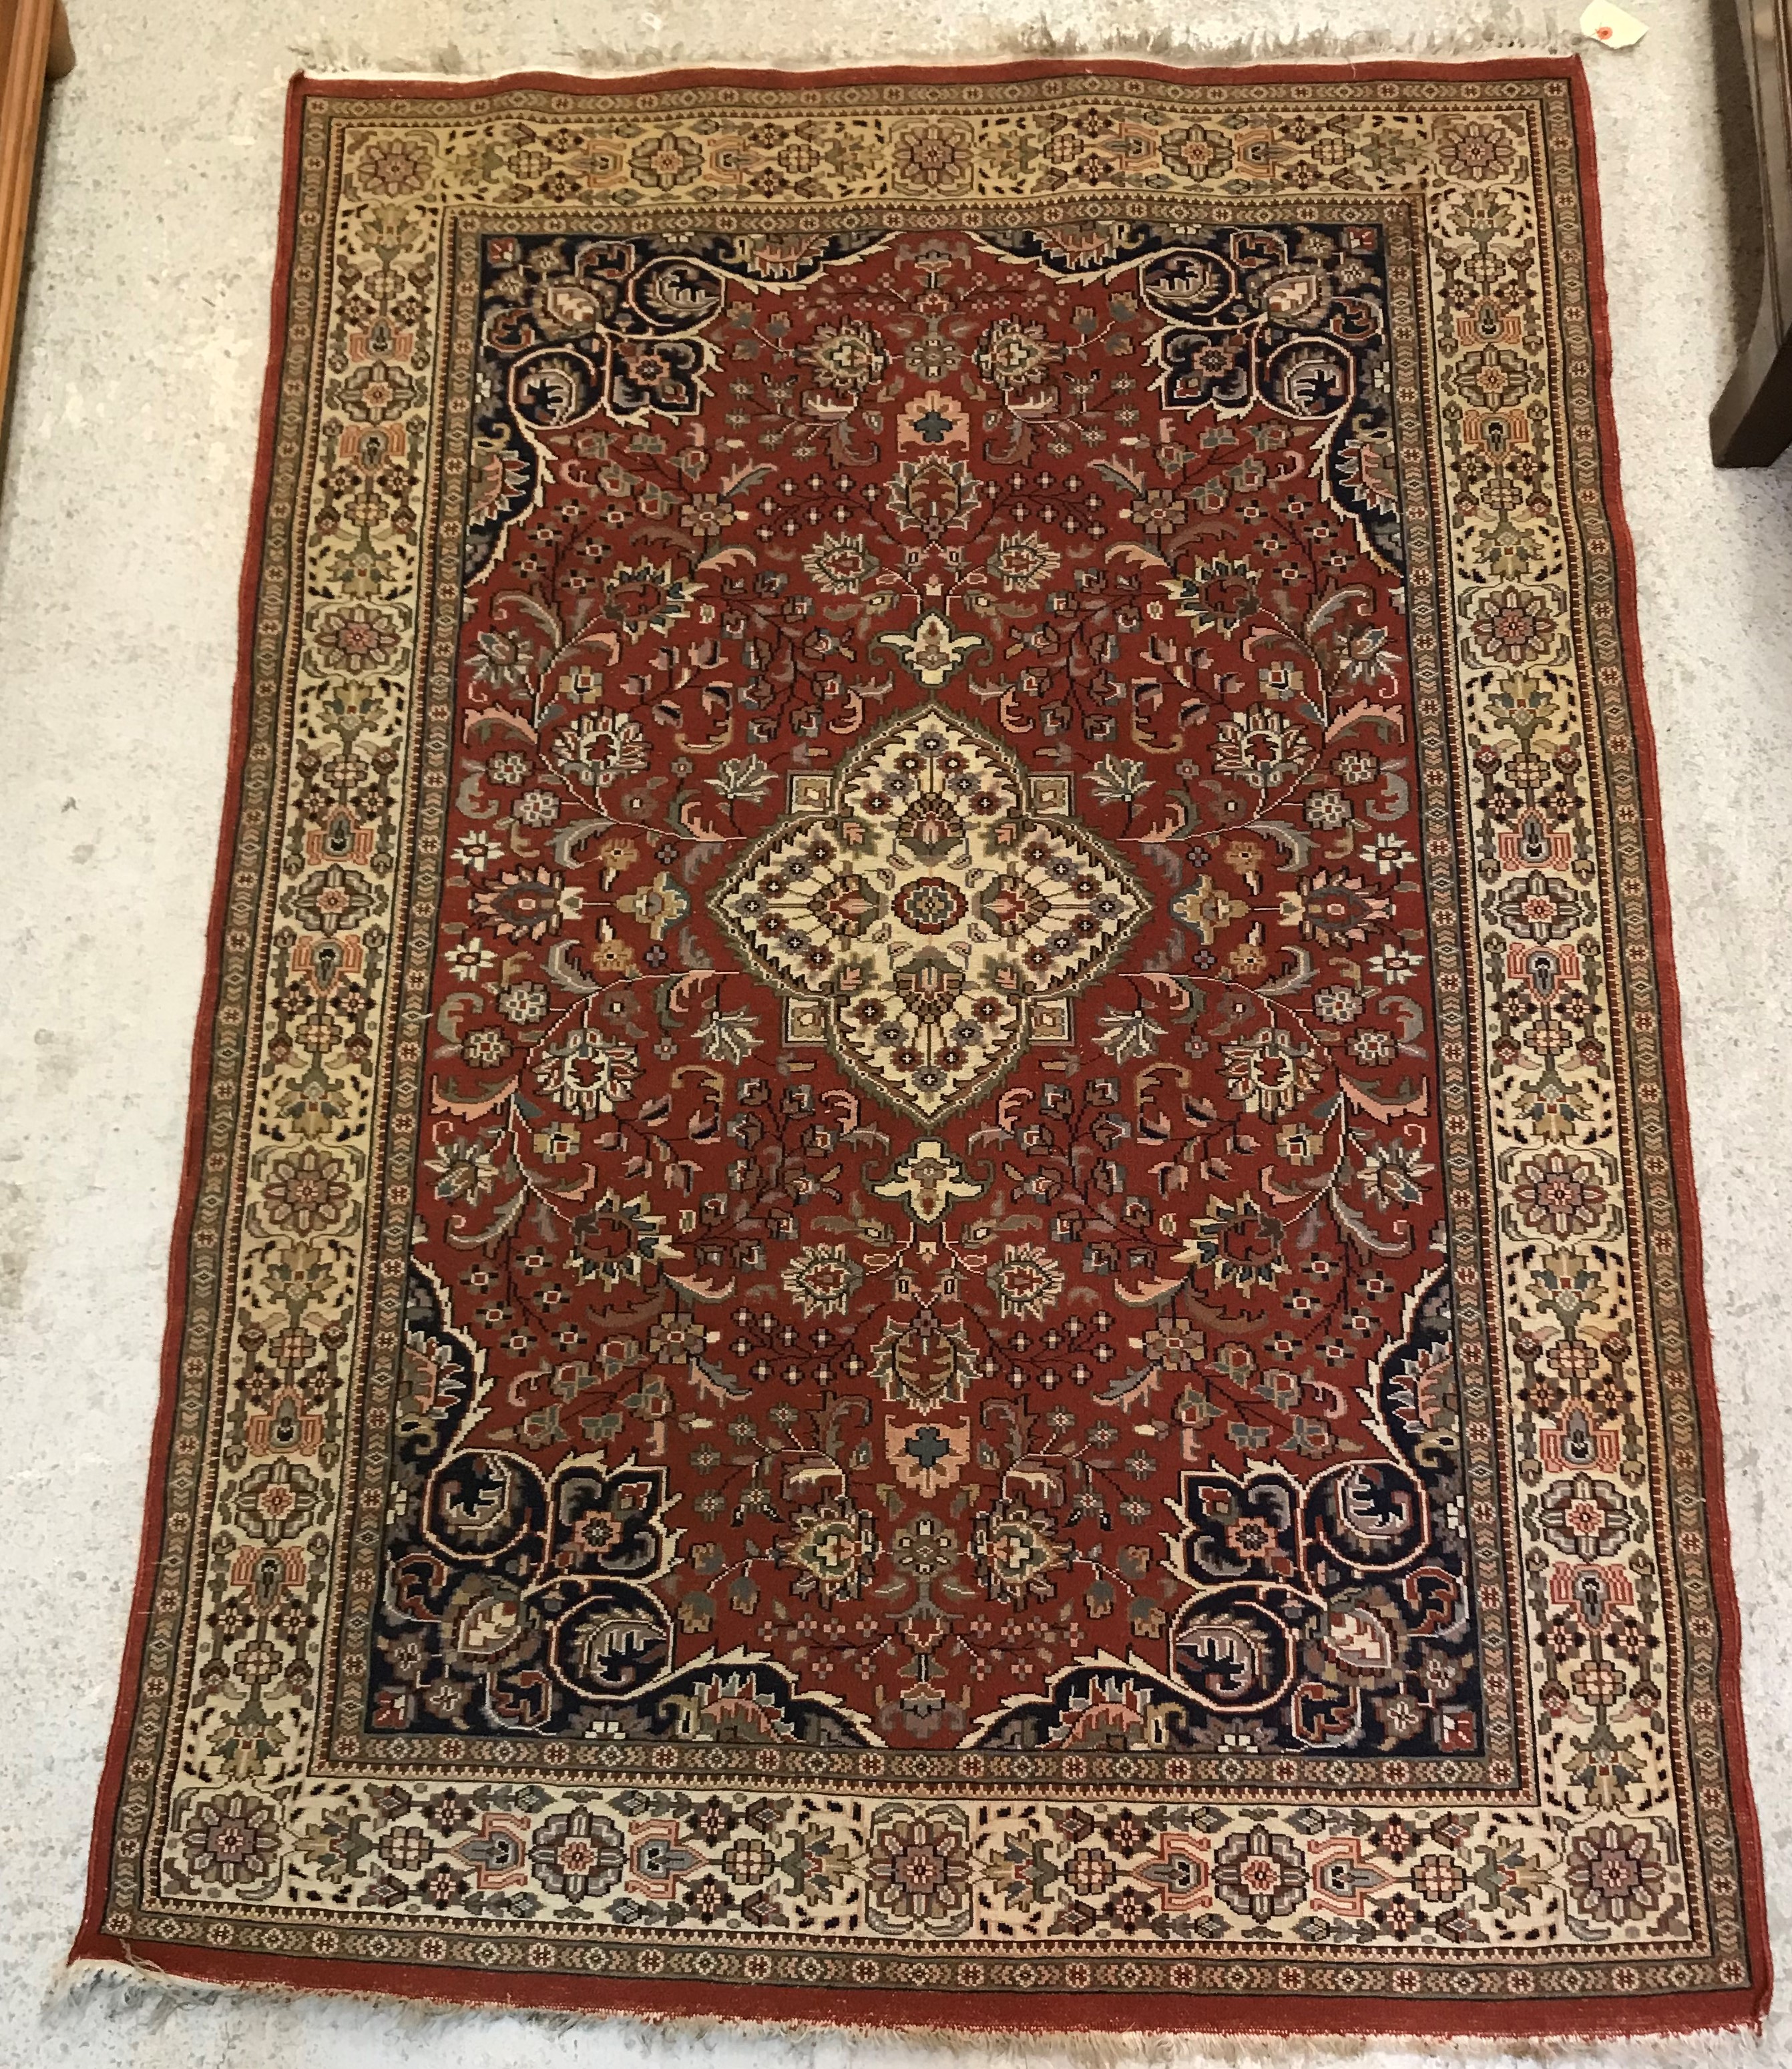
[85,65,1761,2023]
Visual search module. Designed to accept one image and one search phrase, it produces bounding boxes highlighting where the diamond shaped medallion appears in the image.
[714,704,1148,1121]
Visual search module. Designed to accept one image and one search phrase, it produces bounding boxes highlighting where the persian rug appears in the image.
[77,57,1769,2038]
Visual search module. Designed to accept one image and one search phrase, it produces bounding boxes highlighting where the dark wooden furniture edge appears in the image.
[1713,0,1792,463]
[0,0,72,477]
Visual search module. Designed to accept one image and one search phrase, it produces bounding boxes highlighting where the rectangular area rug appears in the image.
[75,57,1770,2038]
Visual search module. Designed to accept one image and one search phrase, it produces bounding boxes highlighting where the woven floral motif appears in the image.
[77,62,1767,2040]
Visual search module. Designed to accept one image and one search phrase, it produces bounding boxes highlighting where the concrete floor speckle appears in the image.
[3,3,1789,2063]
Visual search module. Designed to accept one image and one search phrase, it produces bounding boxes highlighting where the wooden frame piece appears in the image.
[0,0,71,455]
[1713,0,1792,464]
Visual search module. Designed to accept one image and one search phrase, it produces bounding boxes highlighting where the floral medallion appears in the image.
[714,704,1147,1119]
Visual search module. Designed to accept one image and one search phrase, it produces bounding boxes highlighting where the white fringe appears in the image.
[288,5,1599,81]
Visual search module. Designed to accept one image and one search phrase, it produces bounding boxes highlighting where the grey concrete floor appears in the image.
[1,3,1789,2064]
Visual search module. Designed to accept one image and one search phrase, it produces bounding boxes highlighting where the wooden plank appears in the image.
[0,0,65,463]
[1713,0,1792,463]
[47,3,73,81]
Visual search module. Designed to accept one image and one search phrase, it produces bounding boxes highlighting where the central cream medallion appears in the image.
[714,706,1148,1122]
